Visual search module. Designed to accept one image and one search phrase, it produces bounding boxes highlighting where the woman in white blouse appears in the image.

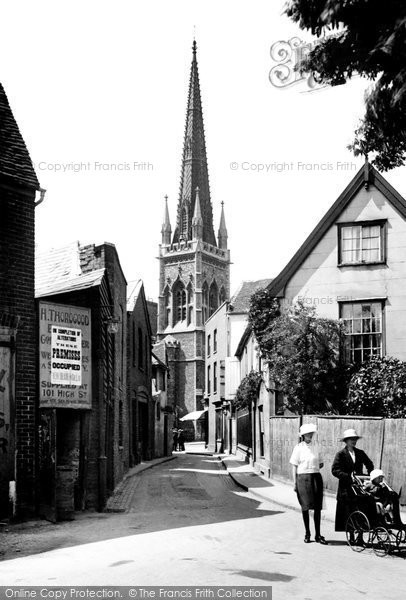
[289,423,327,544]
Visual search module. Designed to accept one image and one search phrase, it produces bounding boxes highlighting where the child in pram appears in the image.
[362,469,399,525]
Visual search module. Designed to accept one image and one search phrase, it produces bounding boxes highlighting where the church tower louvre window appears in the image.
[187,282,194,325]
[209,280,219,316]
[173,280,187,324]
[164,286,171,328]
[202,281,209,324]
[157,40,231,441]
[181,206,188,241]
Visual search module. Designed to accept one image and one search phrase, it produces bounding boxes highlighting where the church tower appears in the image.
[157,41,230,439]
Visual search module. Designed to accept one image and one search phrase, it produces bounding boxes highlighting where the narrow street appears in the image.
[1,454,405,600]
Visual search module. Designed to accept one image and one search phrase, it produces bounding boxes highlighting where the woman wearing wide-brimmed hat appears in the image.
[290,423,327,544]
[331,428,374,532]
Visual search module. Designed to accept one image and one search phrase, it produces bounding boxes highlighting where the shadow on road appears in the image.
[0,454,284,561]
[227,569,295,583]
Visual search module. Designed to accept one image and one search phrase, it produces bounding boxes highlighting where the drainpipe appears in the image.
[34,188,46,207]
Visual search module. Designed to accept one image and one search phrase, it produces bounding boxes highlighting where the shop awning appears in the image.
[179,408,208,421]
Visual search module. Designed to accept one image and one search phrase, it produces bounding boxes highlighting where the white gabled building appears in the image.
[266,162,406,364]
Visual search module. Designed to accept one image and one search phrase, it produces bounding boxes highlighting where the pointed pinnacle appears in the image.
[219,201,227,233]
[162,195,171,231]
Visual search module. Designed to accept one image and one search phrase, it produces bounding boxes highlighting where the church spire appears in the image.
[172,41,217,246]
[161,195,172,245]
[218,201,228,249]
[192,186,203,240]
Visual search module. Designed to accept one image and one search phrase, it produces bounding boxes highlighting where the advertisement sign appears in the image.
[39,302,91,409]
[51,326,82,385]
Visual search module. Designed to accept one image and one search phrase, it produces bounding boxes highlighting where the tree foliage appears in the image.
[233,370,262,410]
[250,296,350,414]
[248,287,280,352]
[345,356,406,417]
[285,0,406,171]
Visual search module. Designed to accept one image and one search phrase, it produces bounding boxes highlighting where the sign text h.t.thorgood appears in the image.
[39,302,92,409]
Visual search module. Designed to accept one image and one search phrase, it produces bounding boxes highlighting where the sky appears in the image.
[3,0,406,301]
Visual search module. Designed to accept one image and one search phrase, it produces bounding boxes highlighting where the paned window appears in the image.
[341,301,383,363]
[339,222,385,264]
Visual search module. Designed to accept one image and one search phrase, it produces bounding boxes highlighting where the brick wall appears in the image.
[127,284,154,464]
[99,244,128,488]
[0,181,37,518]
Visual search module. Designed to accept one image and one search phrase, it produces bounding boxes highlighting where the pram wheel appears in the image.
[372,526,391,557]
[395,528,406,546]
[346,511,370,552]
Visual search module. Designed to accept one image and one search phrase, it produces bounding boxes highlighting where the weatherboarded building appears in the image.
[36,242,127,519]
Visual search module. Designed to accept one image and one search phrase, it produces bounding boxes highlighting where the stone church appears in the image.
[157,41,230,441]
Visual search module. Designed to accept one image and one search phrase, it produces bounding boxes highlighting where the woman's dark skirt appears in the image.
[296,472,323,511]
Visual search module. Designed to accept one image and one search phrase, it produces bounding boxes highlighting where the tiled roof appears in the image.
[35,241,104,298]
[0,82,39,189]
[229,279,273,313]
[152,340,167,366]
[152,352,167,369]
[36,269,105,298]
[126,279,143,312]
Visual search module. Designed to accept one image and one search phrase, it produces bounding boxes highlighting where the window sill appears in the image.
[338,261,386,268]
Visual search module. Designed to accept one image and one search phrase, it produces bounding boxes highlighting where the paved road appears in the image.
[1,454,405,600]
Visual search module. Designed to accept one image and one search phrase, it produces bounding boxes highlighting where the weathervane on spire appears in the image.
[193,26,197,55]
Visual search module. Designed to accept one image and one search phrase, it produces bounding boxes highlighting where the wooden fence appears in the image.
[270,415,406,504]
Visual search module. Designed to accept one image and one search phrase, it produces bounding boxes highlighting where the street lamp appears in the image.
[100,304,121,334]
[106,317,120,334]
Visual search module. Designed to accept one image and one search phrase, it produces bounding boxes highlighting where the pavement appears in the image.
[219,454,406,523]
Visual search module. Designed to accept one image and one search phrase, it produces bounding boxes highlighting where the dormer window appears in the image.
[338,221,386,265]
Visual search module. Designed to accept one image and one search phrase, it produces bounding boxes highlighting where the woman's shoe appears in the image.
[315,535,328,545]
[304,534,311,543]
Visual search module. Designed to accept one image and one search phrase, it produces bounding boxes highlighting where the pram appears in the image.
[345,474,406,556]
